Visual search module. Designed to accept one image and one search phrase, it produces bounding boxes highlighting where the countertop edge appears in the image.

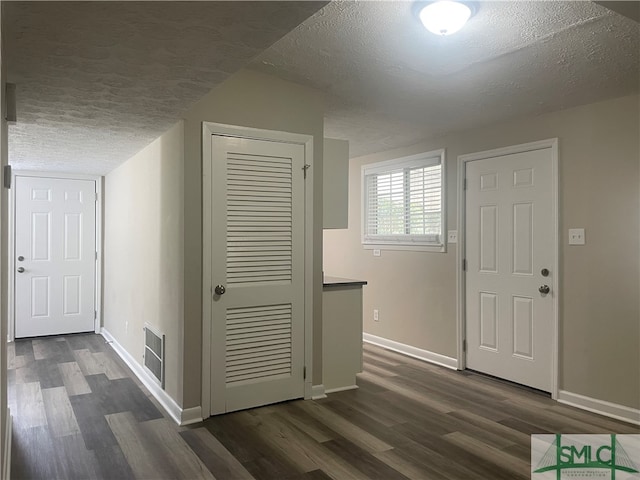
[323,276,368,287]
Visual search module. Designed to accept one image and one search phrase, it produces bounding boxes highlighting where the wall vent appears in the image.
[143,324,165,389]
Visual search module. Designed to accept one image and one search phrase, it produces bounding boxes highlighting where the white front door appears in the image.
[209,134,306,414]
[15,176,97,338]
[465,146,555,392]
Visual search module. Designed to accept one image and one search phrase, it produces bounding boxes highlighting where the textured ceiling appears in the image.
[4,1,639,173]
[251,1,640,158]
[4,1,325,174]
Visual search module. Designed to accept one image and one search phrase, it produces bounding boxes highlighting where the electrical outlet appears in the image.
[448,230,458,244]
[373,309,379,322]
[568,228,585,245]
[373,249,381,257]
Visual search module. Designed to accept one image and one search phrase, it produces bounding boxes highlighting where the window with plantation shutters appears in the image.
[362,149,445,251]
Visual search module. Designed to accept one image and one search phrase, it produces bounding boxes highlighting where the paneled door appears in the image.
[209,134,306,414]
[15,176,96,338]
[465,146,554,392]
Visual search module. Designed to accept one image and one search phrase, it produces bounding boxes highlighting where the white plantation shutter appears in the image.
[363,150,444,248]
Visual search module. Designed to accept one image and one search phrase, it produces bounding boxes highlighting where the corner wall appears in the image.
[182,69,324,408]
[103,120,185,404]
[324,94,640,410]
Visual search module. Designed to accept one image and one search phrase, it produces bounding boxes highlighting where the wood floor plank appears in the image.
[59,361,92,396]
[53,432,101,479]
[447,409,531,446]
[93,351,129,379]
[277,404,337,443]
[106,411,181,479]
[181,427,256,480]
[33,338,76,363]
[358,371,455,414]
[547,404,640,434]
[69,392,120,451]
[321,436,410,480]
[33,358,65,388]
[363,362,399,378]
[42,386,81,437]
[14,365,39,385]
[15,339,34,357]
[142,418,216,479]
[14,382,47,429]
[294,399,394,453]
[246,410,374,480]
[444,431,530,479]
[11,425,61,480]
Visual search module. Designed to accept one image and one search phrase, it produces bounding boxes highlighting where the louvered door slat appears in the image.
[225,303,292,385]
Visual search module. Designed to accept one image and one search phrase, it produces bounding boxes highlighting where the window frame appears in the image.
[361,149,446,253]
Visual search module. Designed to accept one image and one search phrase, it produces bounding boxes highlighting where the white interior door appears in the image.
[209,134,306,414]
[15,176,96,338]
[465,147,555,392]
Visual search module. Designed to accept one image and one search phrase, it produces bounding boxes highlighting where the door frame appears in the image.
[201,122,314,419]
[456,138,559,399]
[9,171,103,341]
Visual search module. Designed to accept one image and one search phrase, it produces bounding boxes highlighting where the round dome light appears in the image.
[419,1,472,36]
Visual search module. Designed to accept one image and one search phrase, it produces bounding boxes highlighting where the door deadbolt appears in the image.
[214,285,226,296]
[17,256,24,262]
[541,268,549,277]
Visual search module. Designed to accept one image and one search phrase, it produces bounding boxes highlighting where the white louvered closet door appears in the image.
[210,135,306,414]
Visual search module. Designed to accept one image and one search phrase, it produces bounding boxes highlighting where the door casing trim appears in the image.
[201,122,314,419]
[9,171,103,341]
[456,138,559,399]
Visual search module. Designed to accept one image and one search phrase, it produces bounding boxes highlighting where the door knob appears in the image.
[17,267,25,273]
[539,285,550,295]
[214,285,226,296]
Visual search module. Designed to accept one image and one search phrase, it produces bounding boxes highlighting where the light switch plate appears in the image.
[568,228,585,245]
[448,230,458,244]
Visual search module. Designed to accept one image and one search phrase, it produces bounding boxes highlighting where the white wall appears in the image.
[103,69,325,411]
[103,120,185,404]
[324,94,640,410]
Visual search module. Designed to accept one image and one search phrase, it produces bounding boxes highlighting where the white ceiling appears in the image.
[4,1,325,174]
[4,1,639,172]
[251,1,639,157]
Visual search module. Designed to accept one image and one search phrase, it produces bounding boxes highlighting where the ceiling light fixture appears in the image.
[418,1,476,36]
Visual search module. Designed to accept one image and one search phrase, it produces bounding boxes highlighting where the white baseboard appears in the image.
[181,406,204,426]
[101,329,203,426]
[557,390,640,426]
[363,333,458,370]
[3,411,11,480]
[311,384,327,400]
[325,385,359,395]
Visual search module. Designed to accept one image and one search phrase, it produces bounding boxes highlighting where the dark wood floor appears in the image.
[8,334,639,479]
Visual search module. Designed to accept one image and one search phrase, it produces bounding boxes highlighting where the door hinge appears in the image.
[95,251,98,261]
[462,259,467,271]
[94,310,97,320]
[302,164,311,179]
[463,178,467,190]
[463,339,467,353]
[303,365,307,380]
